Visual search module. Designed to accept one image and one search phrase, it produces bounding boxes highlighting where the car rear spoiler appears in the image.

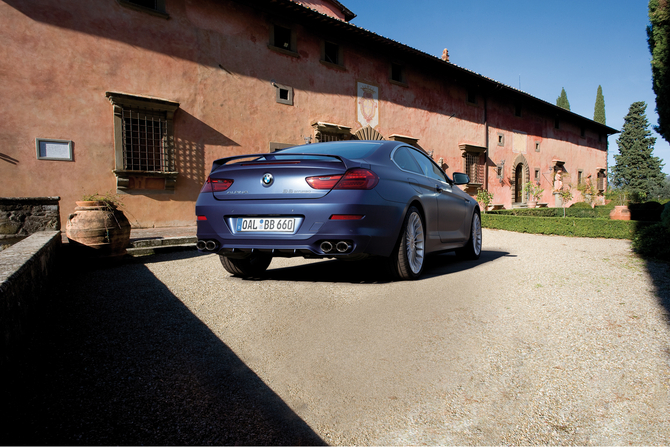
[210,153,351,172]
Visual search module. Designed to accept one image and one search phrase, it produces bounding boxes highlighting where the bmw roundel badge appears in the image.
[261,172,274,187]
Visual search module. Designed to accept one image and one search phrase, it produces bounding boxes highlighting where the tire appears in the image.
[219,253,272,277]
[456,211,482,261]
[388,206,425,280]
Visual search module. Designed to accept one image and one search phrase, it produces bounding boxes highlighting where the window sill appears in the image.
[389,79,408,88]
[267,45,300,58]
[319,60,346,71]
[114,170,178,193]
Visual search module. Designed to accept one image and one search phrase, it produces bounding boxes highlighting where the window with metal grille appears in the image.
[107,92,179,193]
[319,132,346,142]
[465,152,484,184]
[597,170,606,190]
[122,108,169,172]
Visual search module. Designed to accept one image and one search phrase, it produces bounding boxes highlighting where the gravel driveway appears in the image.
[6,229,670,445]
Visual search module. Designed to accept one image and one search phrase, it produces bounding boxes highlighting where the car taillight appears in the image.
[201,177,233,193]
[333,168,379,190]
[305,169,378,190]
[305,175,343,189]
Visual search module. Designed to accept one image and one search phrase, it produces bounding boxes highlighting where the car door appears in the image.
[390,146,441,242]
[409,149,468,243]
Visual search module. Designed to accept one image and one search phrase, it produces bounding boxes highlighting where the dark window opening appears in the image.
[324,41,339,65]
[534,168,540,181]
[497,133,504,146]
[535,142,541,152]
[467,89,477,104]
[391,63,404,83]
[128,0,156,8]
[117,0,167,16]
[275,83,293,105]
[274,25,292,50]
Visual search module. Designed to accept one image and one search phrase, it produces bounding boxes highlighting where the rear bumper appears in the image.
[195,192,403,258]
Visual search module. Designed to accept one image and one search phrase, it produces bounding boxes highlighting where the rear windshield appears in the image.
[279,142,382,160]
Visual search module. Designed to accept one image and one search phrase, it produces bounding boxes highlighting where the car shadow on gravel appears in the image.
[4,250,325,446]
[254,250,509,284]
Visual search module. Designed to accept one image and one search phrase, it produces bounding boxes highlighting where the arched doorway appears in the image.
[515,164,524,203]
[511,155,529,205]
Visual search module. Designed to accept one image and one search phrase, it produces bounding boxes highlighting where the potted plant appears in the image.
[475,189,494,212]
[523,182,544,208]
[66,191,131,257]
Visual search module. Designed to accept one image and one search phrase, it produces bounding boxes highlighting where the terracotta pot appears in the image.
[527,200,537,209]
[609,205,631,221]
[66,203,131,256]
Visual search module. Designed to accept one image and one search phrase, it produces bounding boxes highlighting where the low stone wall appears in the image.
[0,197,61,236]
[0,231,61,367]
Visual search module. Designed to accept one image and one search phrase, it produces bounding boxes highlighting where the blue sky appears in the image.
[345,0,670,175]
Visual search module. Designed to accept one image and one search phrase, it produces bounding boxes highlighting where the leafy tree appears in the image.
[648,0,670,143]
[649,174,670,200]
[593,85,606,124]
[556,87,570,110]
[610,101,665,201]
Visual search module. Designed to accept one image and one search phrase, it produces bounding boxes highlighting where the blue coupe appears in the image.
[195,140,482,280]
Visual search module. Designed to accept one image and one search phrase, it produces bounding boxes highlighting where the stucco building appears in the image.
[0,0,617,228]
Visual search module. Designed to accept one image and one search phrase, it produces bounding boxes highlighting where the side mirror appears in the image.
[452,172,470,185]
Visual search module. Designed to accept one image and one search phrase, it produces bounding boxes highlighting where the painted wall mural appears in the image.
[357,82,379,129]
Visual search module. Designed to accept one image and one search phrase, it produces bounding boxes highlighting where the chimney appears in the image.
[441,48,449,62]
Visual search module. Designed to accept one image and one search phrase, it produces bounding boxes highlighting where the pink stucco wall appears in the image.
[0,0,608,228]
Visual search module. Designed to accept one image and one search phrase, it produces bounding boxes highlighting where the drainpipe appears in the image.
[484,95,489,191]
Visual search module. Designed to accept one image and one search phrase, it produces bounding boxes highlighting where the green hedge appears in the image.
[487,207,611,219]
[481,214,639,239]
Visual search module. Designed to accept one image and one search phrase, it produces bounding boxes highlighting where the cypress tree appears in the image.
[556,87,571,110]
[611,101,665,200]
[648,0,670,143]
[593,85,606,124]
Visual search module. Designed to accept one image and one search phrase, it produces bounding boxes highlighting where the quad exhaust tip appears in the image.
[336,241,350,252]
[197,240,219,251]
[320,240,351,253]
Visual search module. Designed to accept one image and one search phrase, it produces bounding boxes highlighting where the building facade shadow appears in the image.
[3,250,324,446]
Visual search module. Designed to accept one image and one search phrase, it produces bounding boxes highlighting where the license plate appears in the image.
[237,217,296,232]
